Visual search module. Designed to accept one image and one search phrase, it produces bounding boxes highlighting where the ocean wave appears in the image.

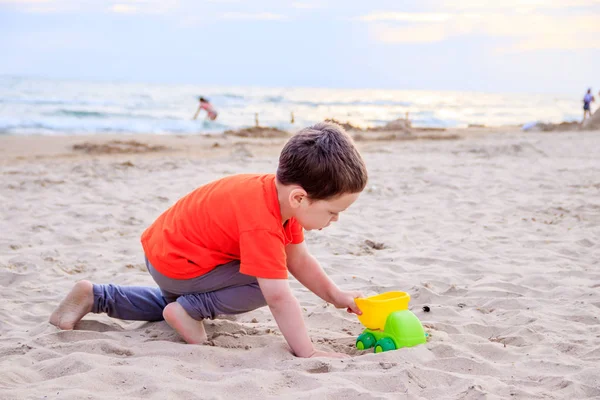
[0,117,227,135]
[264,95,285,103]
[0,97,120,107]
[220,93,246,99]
[265,99,413,107]
[52,110,110,118]
[49,109,179,120]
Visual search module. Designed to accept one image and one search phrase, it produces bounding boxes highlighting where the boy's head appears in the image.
[277,121,368,230]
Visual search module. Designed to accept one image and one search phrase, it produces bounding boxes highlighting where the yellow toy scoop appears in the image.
[355,291,410,330]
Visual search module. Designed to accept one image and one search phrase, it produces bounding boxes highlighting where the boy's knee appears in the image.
[176,286,267,320]
[162,302,177,321]
[176,296,208,320]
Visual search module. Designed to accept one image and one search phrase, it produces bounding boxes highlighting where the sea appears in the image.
[0,76,584,136]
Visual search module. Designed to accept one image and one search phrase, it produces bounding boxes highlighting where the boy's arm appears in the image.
[192,106,201,120]
[257,278,347,358]
[286,242,362,314]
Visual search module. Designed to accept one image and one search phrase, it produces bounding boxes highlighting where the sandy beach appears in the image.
[1,127,599,399]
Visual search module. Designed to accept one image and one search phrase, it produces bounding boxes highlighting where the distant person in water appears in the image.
[583,89,595,122]
[193,97,218,121]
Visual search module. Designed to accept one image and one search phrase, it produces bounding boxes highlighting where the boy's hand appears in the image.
[331,290,363,315]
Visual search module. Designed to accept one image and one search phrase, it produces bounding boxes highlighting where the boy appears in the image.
[50,122,368,358]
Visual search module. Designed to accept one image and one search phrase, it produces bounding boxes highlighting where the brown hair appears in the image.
[277,121,368,200]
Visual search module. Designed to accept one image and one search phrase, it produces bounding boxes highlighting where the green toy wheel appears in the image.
[374,338,396,353]
[356,332,377,350]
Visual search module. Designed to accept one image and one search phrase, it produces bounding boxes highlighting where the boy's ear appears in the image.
[289,187,308,208]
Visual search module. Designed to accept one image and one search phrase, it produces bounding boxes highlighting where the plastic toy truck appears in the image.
[355,291,427,353]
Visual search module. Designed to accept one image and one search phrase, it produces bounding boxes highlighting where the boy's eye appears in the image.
[329,211,338,216]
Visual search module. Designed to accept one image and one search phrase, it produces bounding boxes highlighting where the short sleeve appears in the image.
[239,230,288,279]
[287,218,304,244]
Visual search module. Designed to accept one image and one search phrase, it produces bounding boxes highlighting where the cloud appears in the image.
[0,0,179,14]
[359,12,452,23]
[369,23,449,43]
[440,0,600,11]
[106,0,179,14]
[111,3,137,13]
[220,12,286,20]
[490,15,600,52]
[0,0,52,3]
[0,0,75,13]
[361,10,600,51]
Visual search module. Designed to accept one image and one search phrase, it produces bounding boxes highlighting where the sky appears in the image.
[1,0,600,94]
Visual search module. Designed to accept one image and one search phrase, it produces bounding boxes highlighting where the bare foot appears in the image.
[49,280,94,330]
[163,302,207,344]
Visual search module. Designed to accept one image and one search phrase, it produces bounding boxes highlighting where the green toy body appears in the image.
[356,310,427,352]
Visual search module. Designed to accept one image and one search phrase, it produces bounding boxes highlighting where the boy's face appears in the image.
[293,192,360,231]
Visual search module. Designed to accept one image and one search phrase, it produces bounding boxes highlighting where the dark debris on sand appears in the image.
[324,118,364,132]
[72,140,168,154]
[224,127,290,138]
[364,239,386,250]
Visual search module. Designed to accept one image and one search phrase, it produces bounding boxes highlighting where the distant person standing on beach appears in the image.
[193,97,218,121]
[583,89,595,122]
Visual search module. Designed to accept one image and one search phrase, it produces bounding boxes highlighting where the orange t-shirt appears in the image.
[141,174,304,280]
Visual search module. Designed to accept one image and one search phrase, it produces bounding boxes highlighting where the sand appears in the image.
[583,109,600,131]
[1,128,599,399]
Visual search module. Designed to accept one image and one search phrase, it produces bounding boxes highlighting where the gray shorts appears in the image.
[92,258,267,321]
